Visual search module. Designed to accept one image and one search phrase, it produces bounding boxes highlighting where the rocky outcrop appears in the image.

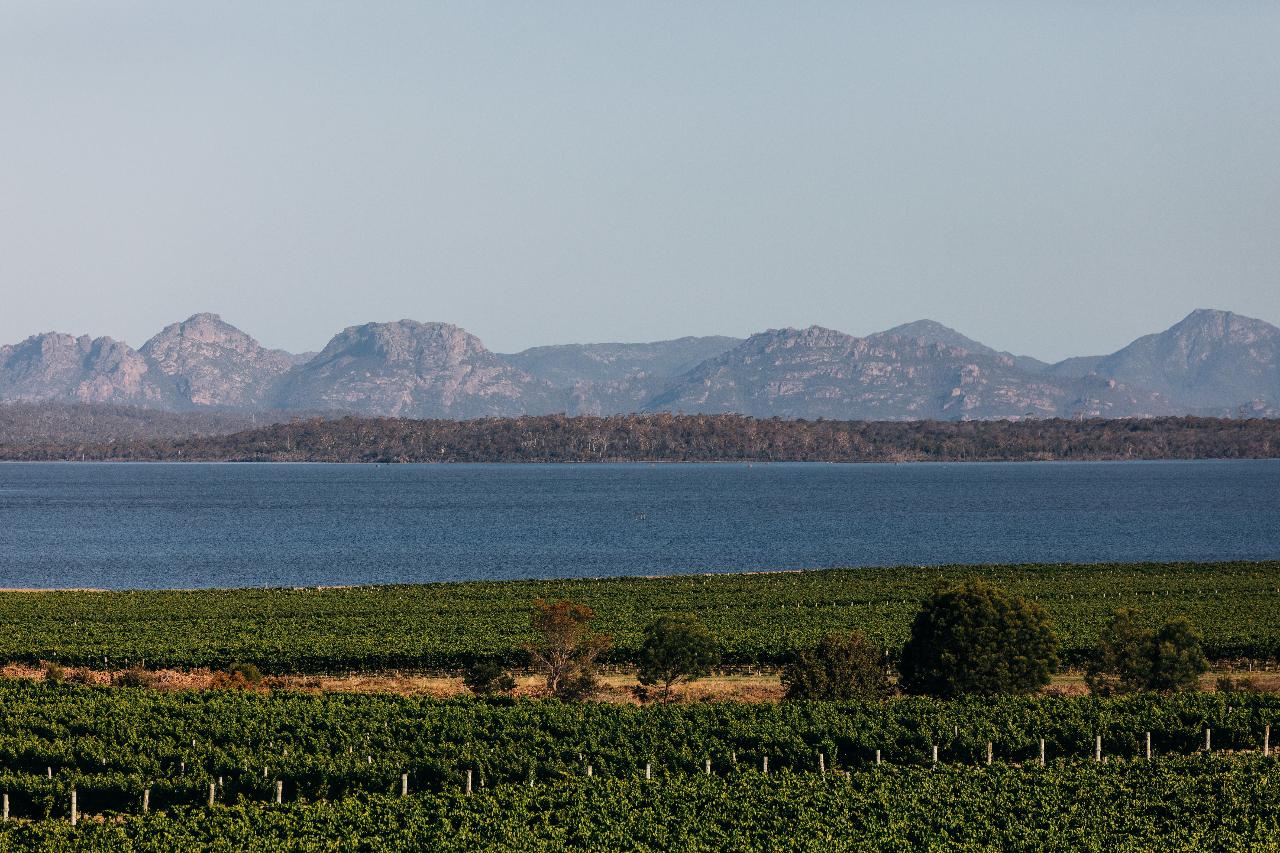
[505,336,741,415]
[0,333,174,406]
[645,325,1172,420]
[0,309,1275,420]
[140,313,297,409]
[1083,309,1280,413]
[274,320,564,418]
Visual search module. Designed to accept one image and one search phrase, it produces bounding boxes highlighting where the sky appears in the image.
[1,3,1278,361]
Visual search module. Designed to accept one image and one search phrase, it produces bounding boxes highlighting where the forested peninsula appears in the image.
[2,413,1277,463]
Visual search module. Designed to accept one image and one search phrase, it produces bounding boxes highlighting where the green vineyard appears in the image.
[0,683,1278,849]
[2,762,1278,851]
[0,683,1278,811]
[2,561,1278,671]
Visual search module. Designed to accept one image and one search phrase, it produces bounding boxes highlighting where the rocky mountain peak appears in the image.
[277,319,562,418]
[1087,309,1280,411]
[140,313,297,409]
[314,320,490,367]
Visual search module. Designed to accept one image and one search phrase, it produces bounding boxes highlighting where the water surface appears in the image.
[0,461,1277,589]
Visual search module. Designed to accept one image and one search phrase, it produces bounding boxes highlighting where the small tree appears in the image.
[463,660,517,697]
[637,615,719,702]
[1147,617,1209,692]
[782,632,889,701]
[898,580,1058,698]
[1085,610,1208,694]
[526,599,612,700]
[1085,608,1153,696]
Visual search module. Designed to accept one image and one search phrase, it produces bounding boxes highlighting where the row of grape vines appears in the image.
[1,760,1276,851]
[0,683,1279,815]
[1,560,1277,671]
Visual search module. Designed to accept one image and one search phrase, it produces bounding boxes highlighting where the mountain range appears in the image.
[1,309,1276,420]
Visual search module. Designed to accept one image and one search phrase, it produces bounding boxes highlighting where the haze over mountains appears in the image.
[1,309,1276,421]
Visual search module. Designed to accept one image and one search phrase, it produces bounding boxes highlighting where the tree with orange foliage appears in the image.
[527,599,612,699]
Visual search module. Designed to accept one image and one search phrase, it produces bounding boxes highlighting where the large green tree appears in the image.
[898,580,1058,698]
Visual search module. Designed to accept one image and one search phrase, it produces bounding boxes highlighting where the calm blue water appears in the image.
[0,461,1277,590]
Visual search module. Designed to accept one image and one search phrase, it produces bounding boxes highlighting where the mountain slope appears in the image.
[1,309,1276,420]
[1085,309,1280,412]
[505,336,741,386]
[872,319,1051,373]
[0,333,175,406]
[505,336,742,415]
[141,313,298,410]
[645,325,1170,420]
[274,320,564,418]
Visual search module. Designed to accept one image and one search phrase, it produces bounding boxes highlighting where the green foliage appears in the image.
[0,680,1274,811]
[461,661,516,697]
[1087,610,1209,695]
[899,580,1058,698]
[0,561,1275,673]
[1148,617,1210,692]
[782,632,889,701]
[1086,608,1155,695]
[2,760,1280,850]
[636,615,719,701]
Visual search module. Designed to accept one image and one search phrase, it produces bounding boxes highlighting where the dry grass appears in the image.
[4,662,1278,703]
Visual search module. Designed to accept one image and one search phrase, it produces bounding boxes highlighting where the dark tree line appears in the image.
[2,412,1277,463]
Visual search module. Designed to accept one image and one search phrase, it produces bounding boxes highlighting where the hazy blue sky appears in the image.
[2,3,1278,360]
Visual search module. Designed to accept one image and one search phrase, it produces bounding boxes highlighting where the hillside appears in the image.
[2,309,1278,420]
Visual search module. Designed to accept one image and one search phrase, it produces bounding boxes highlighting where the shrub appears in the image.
[782,631,889,701]
[1085,608,1154,696]
[1086,609,1208,695]
[898,580,1058,698]
[42,662,65,683]
[637,615,719,702]
[112,667,156,688]
[227,662,264,686]
[1216,675,1259,693]
[463,660,517,697]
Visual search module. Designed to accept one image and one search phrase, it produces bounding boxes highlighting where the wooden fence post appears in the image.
[1205,729,1211,752]
[401,773,409,796]
[875,749,881,766]
[465,769,473,795]
[1039,739,1046,767]
[1146,732,1152,761]
[986,742,993,766]
[3,792,8,822]
[704,758,711,775]
[1266,725,1271,757]
[645,763,651,780]
[586,765,593,778]
[1094,736,1101,762]
[762,756,768,774]
[819,753,825,774]
[208,782,216,807]
[70,789,77,826]
[275,781,283,804]
[931,745,938,766]
[142,788,150,814]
